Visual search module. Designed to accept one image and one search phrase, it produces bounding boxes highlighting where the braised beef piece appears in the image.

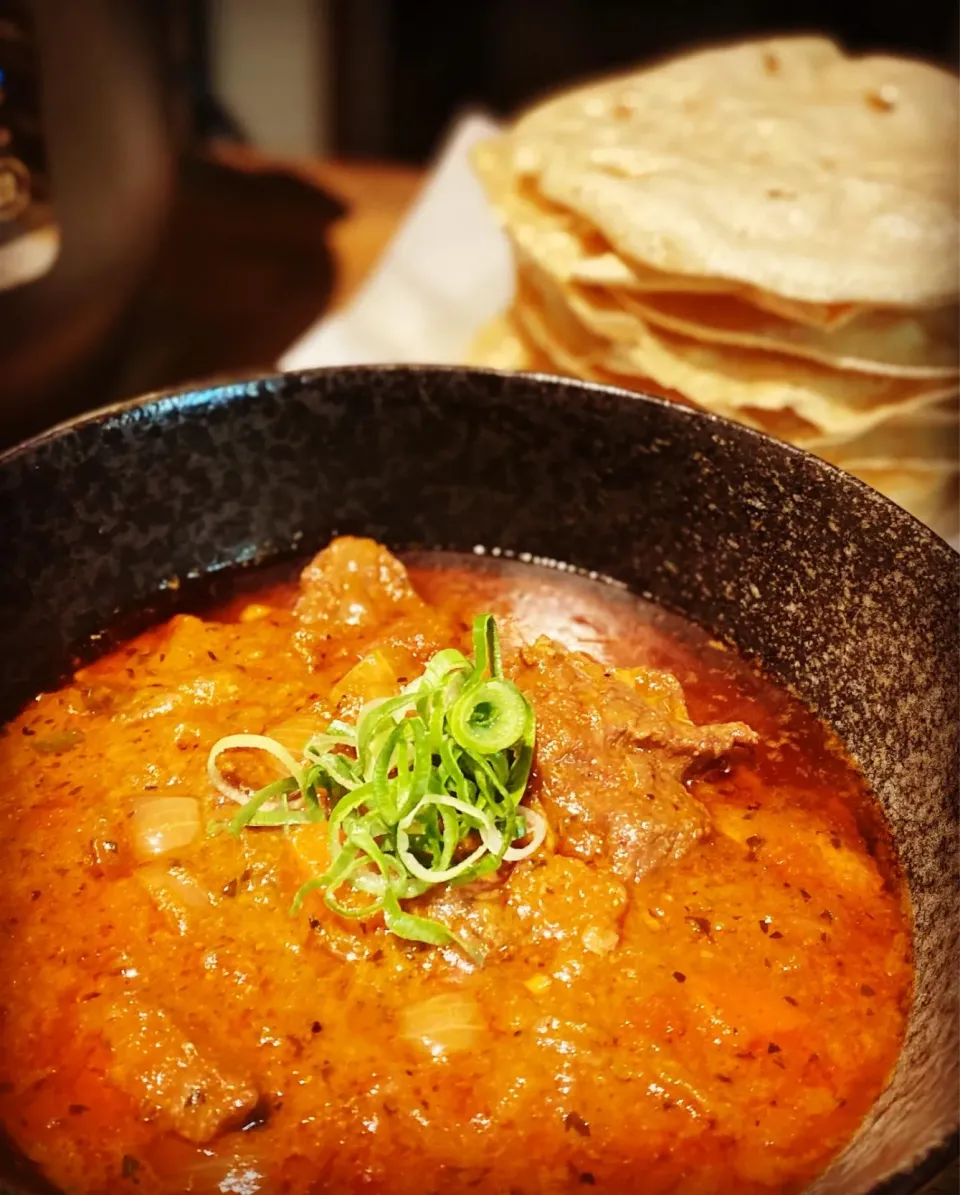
[293,536,453,669]
[295,536,419,633]
[83,996,258,1144]
[513,639,756,882]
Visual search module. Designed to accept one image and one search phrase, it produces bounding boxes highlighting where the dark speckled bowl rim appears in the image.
[1,364,956,1195]
[0,365,955,556]
[0,364,955,564]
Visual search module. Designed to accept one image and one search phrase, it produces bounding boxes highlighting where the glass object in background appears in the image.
[0,0,61,293]
[0,0,174,445]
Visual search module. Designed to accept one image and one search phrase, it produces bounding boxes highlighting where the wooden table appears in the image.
[209,144,424,308]
[281,157,422,311]
[1,144,424,447]
[85,146,425,417]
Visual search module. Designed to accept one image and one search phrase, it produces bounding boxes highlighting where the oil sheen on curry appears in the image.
[0,538,912,1195]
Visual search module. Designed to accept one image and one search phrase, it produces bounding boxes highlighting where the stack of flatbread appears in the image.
[469,37,959,537]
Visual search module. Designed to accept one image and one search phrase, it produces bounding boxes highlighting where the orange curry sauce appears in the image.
[0,546,912,1195]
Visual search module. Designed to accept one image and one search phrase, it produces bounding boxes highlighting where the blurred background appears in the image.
[241,0,959,161]
[0,0,956,447]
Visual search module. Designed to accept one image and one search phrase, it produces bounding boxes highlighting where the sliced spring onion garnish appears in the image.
[207,733,307,807]
[449,678,530,755]
[206,615,539,958]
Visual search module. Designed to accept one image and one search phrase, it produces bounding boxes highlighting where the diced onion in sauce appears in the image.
[399,992,486,1057]
[330,649,402,709]
[138,865,211,912]
[131,797,201,859]
[265,713,326,760]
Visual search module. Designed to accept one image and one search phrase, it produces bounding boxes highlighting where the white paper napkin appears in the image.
[280,113,512,370]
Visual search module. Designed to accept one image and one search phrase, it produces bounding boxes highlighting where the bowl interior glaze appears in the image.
[0,366,956,1194]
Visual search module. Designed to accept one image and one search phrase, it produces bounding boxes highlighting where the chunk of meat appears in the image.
[611,664,759,758]
[85,997,258,1143]
[293,537,454,669]
[514,638,756,882]
[295,537,418,632]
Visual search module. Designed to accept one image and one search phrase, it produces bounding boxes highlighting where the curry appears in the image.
[0,538,912,1194]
